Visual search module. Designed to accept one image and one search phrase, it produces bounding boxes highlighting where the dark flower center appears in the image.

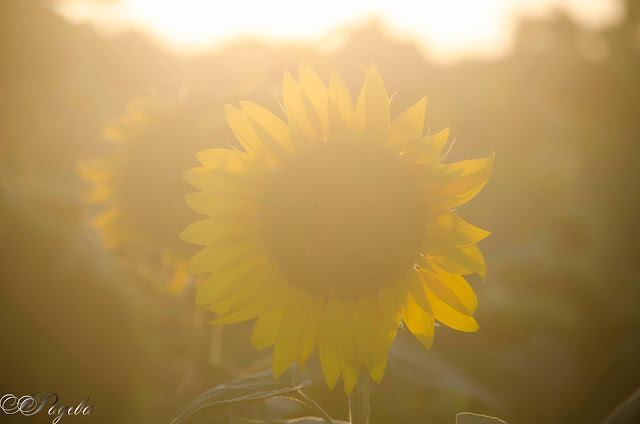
[262,141,425,299]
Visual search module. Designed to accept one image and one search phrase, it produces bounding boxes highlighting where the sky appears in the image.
[55,0,624,63]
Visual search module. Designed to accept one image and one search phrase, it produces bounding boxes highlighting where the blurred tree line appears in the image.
[1,0,639,423]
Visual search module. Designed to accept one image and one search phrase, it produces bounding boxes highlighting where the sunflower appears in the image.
[181,63,493,393]
[77,97,228,292]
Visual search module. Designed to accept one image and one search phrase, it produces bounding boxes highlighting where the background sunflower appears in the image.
[77,96,223,292]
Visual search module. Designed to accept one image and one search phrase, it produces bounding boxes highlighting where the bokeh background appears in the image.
[1,0,639,423]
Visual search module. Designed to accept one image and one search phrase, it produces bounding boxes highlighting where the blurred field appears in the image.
[1,1,639,423]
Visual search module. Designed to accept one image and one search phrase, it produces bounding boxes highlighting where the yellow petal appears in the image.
[92,207,125,249]
[206,264,280,315]
[371,290,401,382]
[183,167,264,194]
[328,69,354,140]
[336,300,360,394]
[247,115,292,162]
[167,259,190,296]
[368,323,397,383]
[402,291,435,351]
[196,148,253,172]
[363,288,401,382]
[402,269,434,315]
[84,184,112,204]
[76,158,115,183]
[195,251,268,305]
[388,97,427,152]
[297,296,323,366]
[252,295,289,350]
[318,300,341,389]
[283,70,322,143]
[421,274,479,332]
[209,298,266,325]
[355,296,379,366]
[425,244,487,280]
[401,127,450,164]
[422,154,494,209]
[187,239,260,274]
[299,62,329,136]
[180,216,259,246]
[99,225,124,249]
[273,292,323,368]
[342,364,359,395]
[376,285,397,327]
[91,206,119,229]
[367,355,388,384]
[101,124,123,142]
[425,211,490,246]
[420,267,477,315]
[225,105,278,164]
[240,101,293,153]
[273,290,320,379]
[354,64,389,146]
[185,191,260,216]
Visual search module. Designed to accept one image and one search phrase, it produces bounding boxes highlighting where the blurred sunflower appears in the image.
[181,63,493,392]
[78,97,231,293]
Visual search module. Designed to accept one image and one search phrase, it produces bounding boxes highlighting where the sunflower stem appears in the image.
[295,389,335,424]
[349,374,370,424]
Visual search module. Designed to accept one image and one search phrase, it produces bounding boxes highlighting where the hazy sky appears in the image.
[55,0,624,62]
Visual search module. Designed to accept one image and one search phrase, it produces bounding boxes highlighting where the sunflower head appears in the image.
[77,97,239,295]
[181,63,493,393]
[78,97,235,251]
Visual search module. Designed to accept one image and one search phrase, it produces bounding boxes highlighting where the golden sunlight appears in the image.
[56,0,621,62]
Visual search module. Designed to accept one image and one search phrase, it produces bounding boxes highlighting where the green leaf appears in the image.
[229,415,349,424]
[171,365,310,424]
[456,412,508,424]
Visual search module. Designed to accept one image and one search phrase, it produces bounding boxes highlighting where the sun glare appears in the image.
[56,0,622,62]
